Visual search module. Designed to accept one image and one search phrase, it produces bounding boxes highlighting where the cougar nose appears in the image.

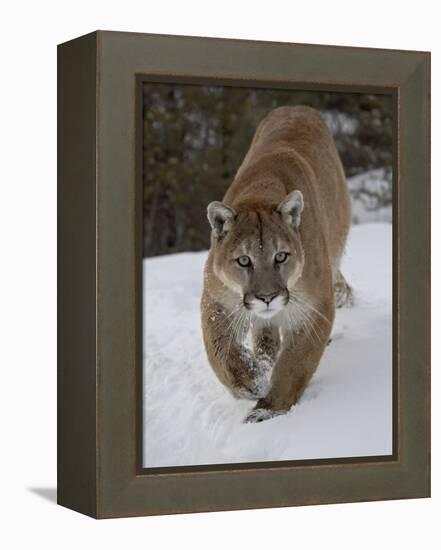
[255,291,279,305]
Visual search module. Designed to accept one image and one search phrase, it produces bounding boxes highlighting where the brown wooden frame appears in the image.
[58,30,430,518]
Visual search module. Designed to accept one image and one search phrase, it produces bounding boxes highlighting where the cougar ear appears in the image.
[207,201,237,237]
[277,191,304,229]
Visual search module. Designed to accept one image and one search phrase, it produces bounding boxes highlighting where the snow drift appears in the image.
[143,223,392,467]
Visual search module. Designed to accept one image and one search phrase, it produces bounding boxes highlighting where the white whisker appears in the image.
[284,290,331,347]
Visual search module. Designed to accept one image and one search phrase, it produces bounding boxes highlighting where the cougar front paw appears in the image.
[243,407,285,424]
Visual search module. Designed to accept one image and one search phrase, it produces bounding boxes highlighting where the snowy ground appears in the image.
[143,223,392,467]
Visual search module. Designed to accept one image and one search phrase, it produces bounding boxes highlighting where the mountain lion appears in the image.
[201,106,353,423]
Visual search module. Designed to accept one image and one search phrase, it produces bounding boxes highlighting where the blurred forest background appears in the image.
[142,83,393,257]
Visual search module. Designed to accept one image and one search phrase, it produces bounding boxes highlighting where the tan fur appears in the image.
[201,106,353,423]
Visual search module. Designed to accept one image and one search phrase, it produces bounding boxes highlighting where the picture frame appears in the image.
[58,30,430,518]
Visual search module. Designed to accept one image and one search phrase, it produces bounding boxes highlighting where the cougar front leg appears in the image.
[252,323,281,363]
[245,300,334,423]
[202,304,266,400]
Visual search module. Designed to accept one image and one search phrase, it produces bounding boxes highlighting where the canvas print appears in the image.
[141,83,393,468]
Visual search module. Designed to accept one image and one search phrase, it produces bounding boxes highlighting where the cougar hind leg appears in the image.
[334,270,354,308]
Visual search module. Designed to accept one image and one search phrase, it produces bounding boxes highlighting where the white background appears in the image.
[0,1,438,548]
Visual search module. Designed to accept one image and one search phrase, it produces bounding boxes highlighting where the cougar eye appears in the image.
[236,255,252,267]
[274,252,289,264]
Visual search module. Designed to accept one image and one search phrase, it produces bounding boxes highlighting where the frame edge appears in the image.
[57,32,99,519]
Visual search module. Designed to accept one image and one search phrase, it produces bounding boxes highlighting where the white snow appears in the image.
[348,169,392,224]
[143,223,392,467]
[322,110,358,136]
